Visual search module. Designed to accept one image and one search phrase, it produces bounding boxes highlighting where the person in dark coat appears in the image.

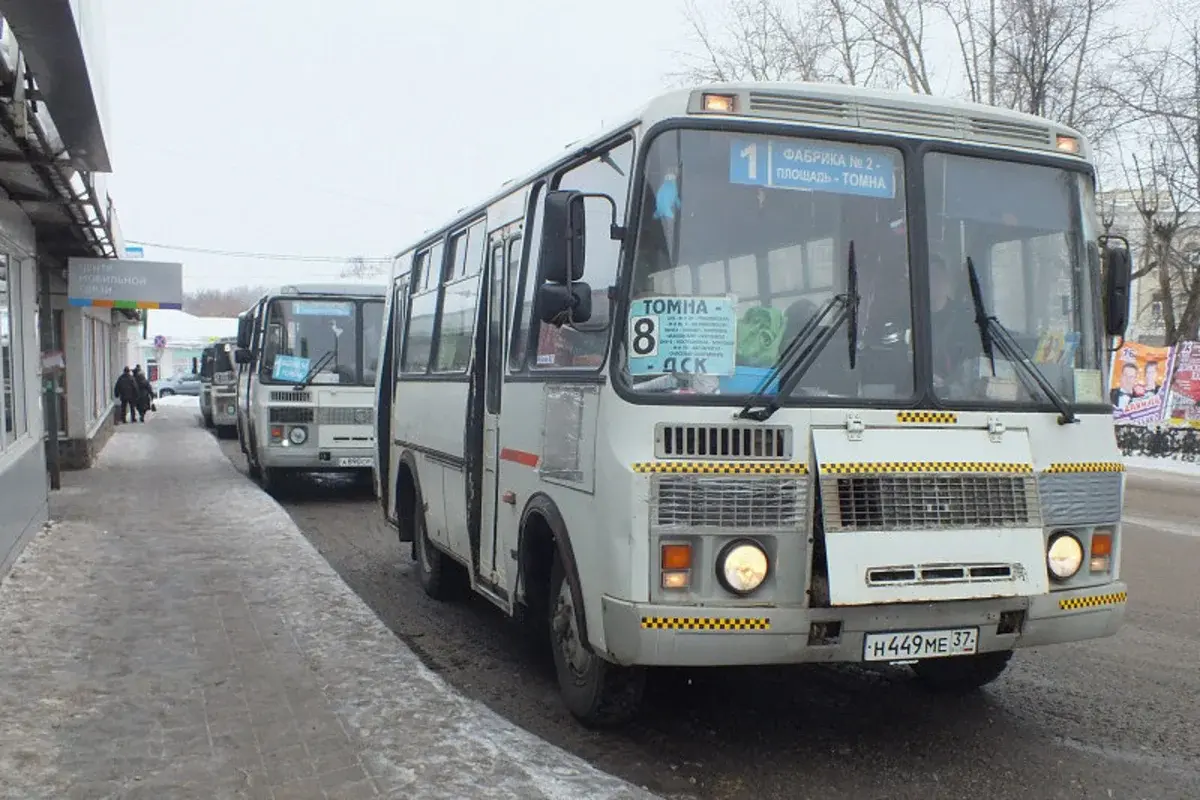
[114,367,138,423]
[132,365,154,422]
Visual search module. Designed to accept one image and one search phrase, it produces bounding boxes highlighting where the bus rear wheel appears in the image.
[549,555,644,728]
[911,650,1013,692]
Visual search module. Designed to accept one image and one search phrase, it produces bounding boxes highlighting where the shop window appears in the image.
[0,255,17,448]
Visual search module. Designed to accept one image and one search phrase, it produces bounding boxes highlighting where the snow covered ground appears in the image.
[1123,455,1200,477]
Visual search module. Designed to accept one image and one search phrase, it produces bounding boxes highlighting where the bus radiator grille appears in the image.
[820,474,1041,532]
[652,475,807,530]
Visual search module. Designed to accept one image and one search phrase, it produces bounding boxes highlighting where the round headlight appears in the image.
[288,426,308,445]
[717,540,769,595]
[1047,532,1083,580]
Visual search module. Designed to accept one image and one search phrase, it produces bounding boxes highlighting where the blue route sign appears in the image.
[730,138,896,199]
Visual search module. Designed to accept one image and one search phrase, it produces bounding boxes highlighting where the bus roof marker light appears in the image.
[701,93,736,113]
[1055,134,1080,154]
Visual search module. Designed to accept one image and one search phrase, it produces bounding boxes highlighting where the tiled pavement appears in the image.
[0,408,655,800]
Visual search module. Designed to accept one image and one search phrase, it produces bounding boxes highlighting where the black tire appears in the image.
[911,650,1013,692]
[203,411,215,428]
[549,555,645,728]
[413,501,464,600]
[260,465,290,496]
[159,389,175,397]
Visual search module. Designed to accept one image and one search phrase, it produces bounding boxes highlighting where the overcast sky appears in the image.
[103,0,693,291]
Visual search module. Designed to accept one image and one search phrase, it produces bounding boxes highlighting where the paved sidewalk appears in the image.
[0,408,654,800]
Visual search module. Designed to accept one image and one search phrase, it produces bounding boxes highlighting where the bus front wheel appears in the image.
[911,650,1013,692]
[549,555,645,728]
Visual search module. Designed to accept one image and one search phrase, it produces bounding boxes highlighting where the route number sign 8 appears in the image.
[629,315,659,358]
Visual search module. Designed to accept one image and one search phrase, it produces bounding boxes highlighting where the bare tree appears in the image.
[677,0,894,85]
[1110,4,1200,343]
[340,256,387,280]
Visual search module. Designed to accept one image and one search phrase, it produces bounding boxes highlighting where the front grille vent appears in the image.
[318,407,374,425]
[269,406,314,424]
[653,475,806,529]
[821,474,1040,532]
[270,391,311,403]
[866,562,1016,586]
[656,423,792,460]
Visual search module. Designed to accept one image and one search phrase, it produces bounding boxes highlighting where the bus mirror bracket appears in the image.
[536,281,593,328]
[1100,234,1132,337]
[234,348,252,365]
[539,190,624,284]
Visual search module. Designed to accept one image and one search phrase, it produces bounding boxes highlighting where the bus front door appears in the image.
[478,232,511,589]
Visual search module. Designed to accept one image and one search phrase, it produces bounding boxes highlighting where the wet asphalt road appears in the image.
[212,424,1199,800]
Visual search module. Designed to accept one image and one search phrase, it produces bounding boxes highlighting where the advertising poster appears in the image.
[1110,341,1175,424]
[1163,341,1200,428]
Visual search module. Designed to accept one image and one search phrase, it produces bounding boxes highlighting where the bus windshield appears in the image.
[260,297,378,386]
[213,344,234,376]
[622,128,914,401]
[924,152,1104,407]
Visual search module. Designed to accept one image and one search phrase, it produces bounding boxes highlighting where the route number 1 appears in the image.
[740,143,757,181]
[630,315,659,358]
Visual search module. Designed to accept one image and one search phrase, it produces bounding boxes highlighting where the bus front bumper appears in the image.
[211,395,237,425]
[260,446,374,471]
[599,581,1127,667]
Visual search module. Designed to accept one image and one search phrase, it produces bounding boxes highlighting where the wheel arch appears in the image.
[393,449,424,545]
[517,492,589,645]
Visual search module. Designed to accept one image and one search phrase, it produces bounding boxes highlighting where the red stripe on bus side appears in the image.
[500,448,539,468]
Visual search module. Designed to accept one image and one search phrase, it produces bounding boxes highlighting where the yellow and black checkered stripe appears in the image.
[641,616,771,631]
[821,461,1033,475]
[1059,590,1127,611]
[896,411,959,424]
[1044,462,1125,474]
[631,462,808,475]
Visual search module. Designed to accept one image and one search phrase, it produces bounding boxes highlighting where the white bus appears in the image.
[375,82,1134,727]
[200,337,238,434]
[235,282,387,494]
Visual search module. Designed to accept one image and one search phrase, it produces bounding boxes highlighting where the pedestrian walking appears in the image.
[113,367,138,423]
[132,365,154,423]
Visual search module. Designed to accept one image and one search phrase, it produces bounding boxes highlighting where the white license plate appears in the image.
[337,457,373,468]
[863,627,978,662]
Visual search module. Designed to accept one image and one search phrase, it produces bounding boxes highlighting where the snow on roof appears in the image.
[140,310,238,349]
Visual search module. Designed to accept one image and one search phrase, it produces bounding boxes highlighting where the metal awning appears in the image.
[0,1,110,172]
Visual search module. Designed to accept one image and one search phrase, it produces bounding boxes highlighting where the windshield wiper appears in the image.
[737,241,861,421]
[293,349,335,390]
[964,256,1077,425]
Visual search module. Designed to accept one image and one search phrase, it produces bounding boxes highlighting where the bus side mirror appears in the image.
[234,348,252,365]
[536,281,593,327]
[236,314,253,349]
[1103,243,1132,337]
[539,190,587,283]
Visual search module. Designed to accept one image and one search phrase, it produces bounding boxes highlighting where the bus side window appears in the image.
[532,139,635,370]
[434,222,485,373]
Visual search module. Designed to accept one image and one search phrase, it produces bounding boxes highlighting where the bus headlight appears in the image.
[717,539,769,595]
[288,426,308,446]
[1047,532,1083,580]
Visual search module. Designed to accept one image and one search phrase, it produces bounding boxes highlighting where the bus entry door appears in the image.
[478,233,509,586]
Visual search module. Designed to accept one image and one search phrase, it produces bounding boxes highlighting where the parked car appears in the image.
[153,372,203,397]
